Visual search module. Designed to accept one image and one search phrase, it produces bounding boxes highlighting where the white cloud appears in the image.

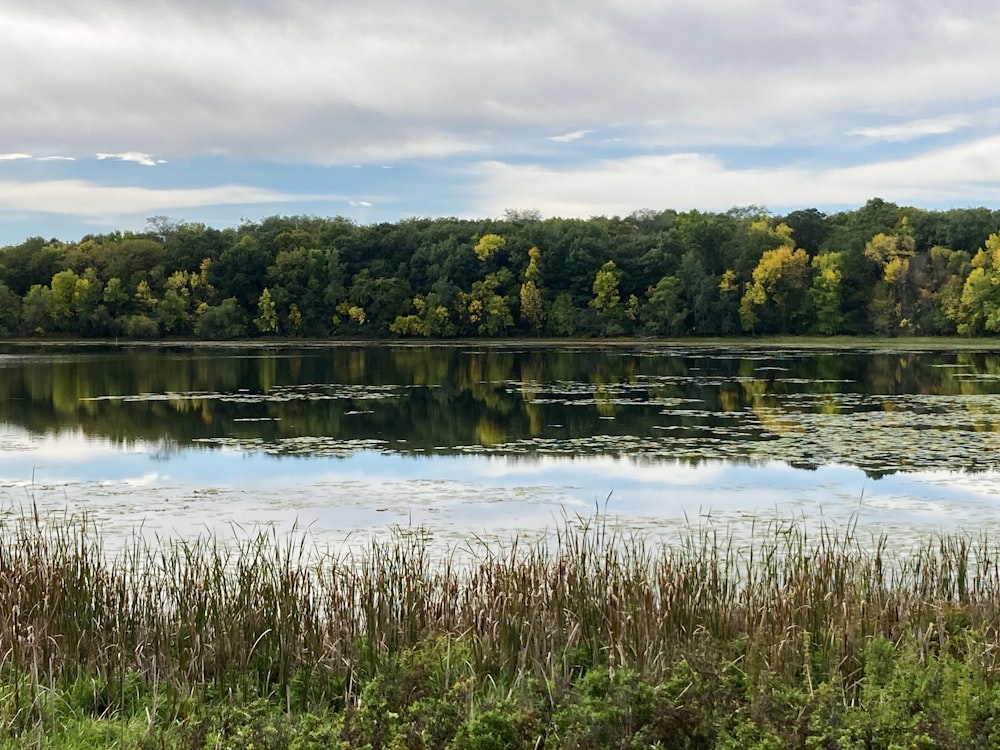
[473,135,1000,216]
[349,200,373,207]
[96,152,165,167]
[0,180,314,217]
[0,153,75,162]
[549,130,593,143]
[847,116,970,142]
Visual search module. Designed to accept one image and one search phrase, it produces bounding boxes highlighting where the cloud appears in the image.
[95,152,166,167]
[549,130,593,143]
[473,135,1000,217]
[0,180,314,217]
[349,200,373,207]
[847,116,970,142]
[2,2,998,163]
[0,153,77,162]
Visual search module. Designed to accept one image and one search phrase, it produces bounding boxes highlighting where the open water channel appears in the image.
[2,341,1000,552]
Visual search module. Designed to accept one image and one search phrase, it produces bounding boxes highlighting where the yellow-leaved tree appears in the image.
[519,247,545,335]
[954,232,1000,335]
[739,247,811,333]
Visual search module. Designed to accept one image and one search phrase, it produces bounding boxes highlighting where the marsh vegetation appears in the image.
[4,510,1000,747]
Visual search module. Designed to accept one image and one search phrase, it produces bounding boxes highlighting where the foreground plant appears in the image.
[3,509,1000,748]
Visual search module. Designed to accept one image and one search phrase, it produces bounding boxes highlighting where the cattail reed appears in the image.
[3,507,1000,730]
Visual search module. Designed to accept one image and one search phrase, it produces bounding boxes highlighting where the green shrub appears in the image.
[121,313,159,338]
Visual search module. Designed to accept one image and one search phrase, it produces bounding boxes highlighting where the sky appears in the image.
[3,0,1000,245]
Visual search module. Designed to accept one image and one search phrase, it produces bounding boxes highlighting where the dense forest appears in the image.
[2,198,1000,339]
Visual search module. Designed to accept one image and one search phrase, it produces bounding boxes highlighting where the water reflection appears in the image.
[4,343,1000,473]
[3,342,1000,549]
[4,423,1000,553]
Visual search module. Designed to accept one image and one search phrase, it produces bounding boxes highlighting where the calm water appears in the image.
[2,341,1000,549]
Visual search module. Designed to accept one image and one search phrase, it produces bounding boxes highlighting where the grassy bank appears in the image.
[3,510,1000,748]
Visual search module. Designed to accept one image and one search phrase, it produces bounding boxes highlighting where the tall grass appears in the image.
[3,506,1000,732]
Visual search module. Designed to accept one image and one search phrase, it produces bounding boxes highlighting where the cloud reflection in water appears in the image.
[2,426,999,554]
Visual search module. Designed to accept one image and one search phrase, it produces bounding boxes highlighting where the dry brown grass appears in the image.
[3,507,1000,718]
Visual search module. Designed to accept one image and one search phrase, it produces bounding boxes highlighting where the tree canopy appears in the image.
[2,200,1000,339]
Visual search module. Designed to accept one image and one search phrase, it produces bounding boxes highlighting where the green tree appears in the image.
[809,253,845,335]
[75,267,107,335]
[940,206,1000,253]
[213,234,274,308]
[0,281,22,336]
[157,288,189,334]
[103,277,130,322]
[588,260,628,335]
[0,237,63,296]
[324,248,348,322]
[458,270,513,336]
[266,246,328,334]
[156,270,199,334]
[346,270,412,331]
[162,221,232,273]
[642,275,685,336]
[102,238,168,290]
[194,297,247,339]
[43,267,105,334]
[675,250,717,335]
[22,284,52,334]
[547,292,579,336]
[49,269,80,331]
[389,293,453,337]
[590,260,621,314]
[864,223,917,333]
[918,246,970,334]
[122,314,159,338]
[782,207,828,256]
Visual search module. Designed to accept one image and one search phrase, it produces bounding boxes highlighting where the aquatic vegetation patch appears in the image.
[192,435,391,458]
[81,382,417,405]
[449,408,1000,473]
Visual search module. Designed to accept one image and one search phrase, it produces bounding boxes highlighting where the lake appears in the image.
[2,340,1000,551]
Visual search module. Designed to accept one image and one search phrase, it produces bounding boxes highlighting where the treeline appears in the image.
[2,198,1000,339]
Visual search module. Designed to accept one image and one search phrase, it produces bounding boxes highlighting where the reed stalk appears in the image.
[2,507,1000,731]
